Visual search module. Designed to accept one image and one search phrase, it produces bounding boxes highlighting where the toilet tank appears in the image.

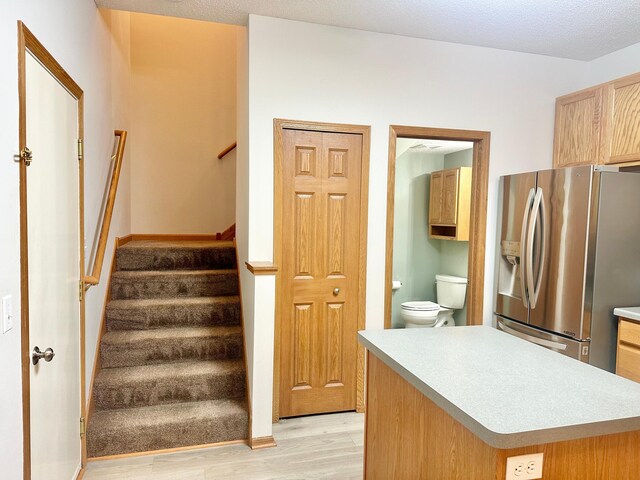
[436,274,468,309]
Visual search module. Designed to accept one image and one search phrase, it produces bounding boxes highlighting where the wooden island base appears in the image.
[364,353,640,479]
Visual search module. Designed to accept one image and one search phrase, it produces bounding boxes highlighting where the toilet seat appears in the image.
[401,301,440,312]
[400,301,455,328]
[401,301,440,327]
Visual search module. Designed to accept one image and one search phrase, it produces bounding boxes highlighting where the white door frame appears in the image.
[18,21,86,480]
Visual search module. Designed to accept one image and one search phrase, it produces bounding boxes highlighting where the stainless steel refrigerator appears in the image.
[495,165,640,372]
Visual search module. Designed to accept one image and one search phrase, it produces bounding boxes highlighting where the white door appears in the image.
[26,52,81,480]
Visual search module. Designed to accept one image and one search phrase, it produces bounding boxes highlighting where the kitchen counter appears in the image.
[359,325,640,448]
[359,326,640,479]
[614,306,640,322]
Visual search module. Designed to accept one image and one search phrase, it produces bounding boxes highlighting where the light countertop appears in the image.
[614,306,640,322]
[358,326,640,449]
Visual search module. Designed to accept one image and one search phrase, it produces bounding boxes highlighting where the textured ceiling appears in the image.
[95,0,640,60]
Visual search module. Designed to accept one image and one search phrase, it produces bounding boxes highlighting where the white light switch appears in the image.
[2,295,13,334]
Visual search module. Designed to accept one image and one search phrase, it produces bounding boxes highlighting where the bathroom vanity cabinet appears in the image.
[428,166,472,240]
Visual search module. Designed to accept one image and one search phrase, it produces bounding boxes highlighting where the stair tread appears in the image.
[119,240,234,250]
[107,296,240,309]
[89,398,247,433]
[112,269,237,278]
[95,359,245,386]
[102,325,242,345]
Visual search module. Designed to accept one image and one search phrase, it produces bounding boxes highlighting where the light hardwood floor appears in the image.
[83,411,364,480]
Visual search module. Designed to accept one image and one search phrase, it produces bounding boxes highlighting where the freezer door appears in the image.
[588,171,640,372]
[496,316,590,363]
[529,166,593,339]
[495,172,536,324]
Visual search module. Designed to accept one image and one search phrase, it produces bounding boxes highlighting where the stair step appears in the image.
[93,359,246,410]
[116,240,236,271]
[106,296,240,331]
[110,269,238,300]
[100,326,243,368]
[87,399,248,458]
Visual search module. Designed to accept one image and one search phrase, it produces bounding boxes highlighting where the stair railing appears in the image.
[216,223,236,240]
[84,130,127,290]
[217,141,236,159]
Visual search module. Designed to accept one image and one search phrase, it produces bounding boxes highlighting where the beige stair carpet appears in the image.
[86,240,248,458]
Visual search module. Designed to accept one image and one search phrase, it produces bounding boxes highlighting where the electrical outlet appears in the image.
[505,453,543,480]
[2,295,13,334]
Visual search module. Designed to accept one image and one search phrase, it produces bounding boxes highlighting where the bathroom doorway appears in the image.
[384,126,490,328]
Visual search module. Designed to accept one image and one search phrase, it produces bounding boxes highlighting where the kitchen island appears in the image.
[359,326,640,479]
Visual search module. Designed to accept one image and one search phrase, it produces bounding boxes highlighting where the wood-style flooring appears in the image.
[83,411,364,480]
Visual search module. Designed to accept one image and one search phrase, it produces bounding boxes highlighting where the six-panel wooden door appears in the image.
[279,128,363,417]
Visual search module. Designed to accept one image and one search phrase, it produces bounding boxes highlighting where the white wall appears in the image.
[241,14,589,439]
[0,2,131,478]
[236,24,277,439]
[84,6,133,400]
[585,42,640,87]
[129,14,239,234]
[235,23,256,413]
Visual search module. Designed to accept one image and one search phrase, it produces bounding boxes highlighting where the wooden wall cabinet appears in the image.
[603,74,640,165]
[428,166,472,241]
[553,87,605,168]
[553,71,640,168]
[616,318,640,383]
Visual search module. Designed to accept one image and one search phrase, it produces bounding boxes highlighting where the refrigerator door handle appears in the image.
[498,320,568,351]
[520,188,535,308]
[533,190,546,308]
[526,187,544,309]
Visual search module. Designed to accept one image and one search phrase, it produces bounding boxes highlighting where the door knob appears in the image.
[333,288,340,296]
[32,346,55,365]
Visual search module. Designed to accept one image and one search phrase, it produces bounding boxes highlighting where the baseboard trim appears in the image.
[250,436,277,450]
[88,438,249,462]
[128,233,220,242]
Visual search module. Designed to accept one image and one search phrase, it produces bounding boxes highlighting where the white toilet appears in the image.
[400,274,468,328]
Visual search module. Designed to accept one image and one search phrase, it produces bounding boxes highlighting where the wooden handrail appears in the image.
[84,130,127,288]
[216,223,235,240]
[217,142,236,159]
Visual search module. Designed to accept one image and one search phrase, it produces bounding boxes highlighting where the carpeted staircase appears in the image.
[86,240,248,458]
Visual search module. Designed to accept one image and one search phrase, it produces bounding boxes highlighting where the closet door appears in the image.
[279,129,363,417]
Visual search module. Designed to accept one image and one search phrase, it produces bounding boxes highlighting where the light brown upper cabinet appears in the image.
[553,71,640,168]
[553,87,605,167]
[604,74,640,165]
[428,166,472,241]
[428,170,444,224]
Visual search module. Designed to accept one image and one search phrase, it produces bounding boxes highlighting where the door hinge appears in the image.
[80,417,86,437]
[77,139,83,161]
[13,147,33,166]
[79,280,84,302]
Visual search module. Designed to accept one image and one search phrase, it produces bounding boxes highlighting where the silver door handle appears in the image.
[333,288,340,296]
[520,188,535,308]
[498,321,568,351]
[526,188,543,309]
[533,191,546,308]
[32,346,55,365]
